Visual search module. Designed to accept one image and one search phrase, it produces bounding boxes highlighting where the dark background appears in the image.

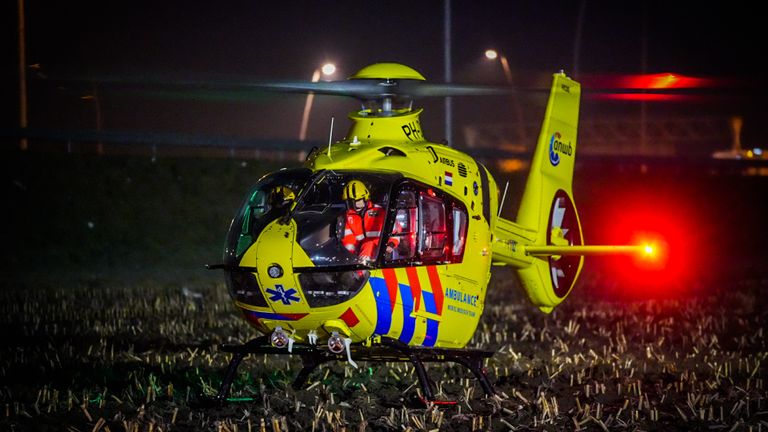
[3,1,767,297]
[3,1,766,144]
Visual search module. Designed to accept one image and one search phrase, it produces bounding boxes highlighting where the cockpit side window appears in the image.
[224,168,312,265]
[293,172,399,268]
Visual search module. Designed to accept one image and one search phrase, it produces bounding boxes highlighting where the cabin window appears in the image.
[387,190,418,261]
[384,182,468,265]
[452,207,468,258]
[419,194,447,260]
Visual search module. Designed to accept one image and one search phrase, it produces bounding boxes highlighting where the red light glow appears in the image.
[630,233,669,271]
[592,93,689,102]
[581,72,723,103]
[581,72,714,89]
[582,186,701,300]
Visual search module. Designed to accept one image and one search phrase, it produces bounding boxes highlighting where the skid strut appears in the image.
[206,337,495,404]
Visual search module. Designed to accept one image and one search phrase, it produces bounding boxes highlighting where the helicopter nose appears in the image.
[252,221,305,306]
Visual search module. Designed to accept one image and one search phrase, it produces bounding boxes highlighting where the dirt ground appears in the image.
[1,270,766,431]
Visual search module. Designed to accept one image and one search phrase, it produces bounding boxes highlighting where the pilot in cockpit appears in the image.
[340,179,398,262]
[269,185,295,210]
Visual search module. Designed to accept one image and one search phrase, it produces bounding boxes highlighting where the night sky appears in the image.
[3,1,764,145]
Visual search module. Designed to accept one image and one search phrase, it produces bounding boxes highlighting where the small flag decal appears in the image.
[445,171,453,186]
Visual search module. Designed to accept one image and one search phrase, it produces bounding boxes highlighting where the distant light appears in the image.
[321,63,336,76]
[644,244,654,255]
[485,49,498,60]
[649,73,679,88]
[747,150,754,158]
[754,148,763,156]
[498,158,528,173]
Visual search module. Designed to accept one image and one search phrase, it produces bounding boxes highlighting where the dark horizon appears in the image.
[3,1,765,147]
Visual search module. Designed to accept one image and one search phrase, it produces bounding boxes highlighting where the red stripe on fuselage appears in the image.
[426,266,444,315]
[405,267,422,313]
[382,268,399,313]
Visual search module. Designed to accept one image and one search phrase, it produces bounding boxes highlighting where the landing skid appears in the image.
[203,336,495,405]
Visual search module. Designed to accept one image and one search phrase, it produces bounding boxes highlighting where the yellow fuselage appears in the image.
[233,109,499,349]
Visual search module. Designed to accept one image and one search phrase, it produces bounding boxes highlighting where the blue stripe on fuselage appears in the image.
[398,283,416,344]
[369,277,392,335]
[421,291,439,347]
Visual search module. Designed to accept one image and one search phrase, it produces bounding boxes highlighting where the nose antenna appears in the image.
[327,116,335,159]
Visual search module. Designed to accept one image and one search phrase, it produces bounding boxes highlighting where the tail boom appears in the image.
[525,245,648,256]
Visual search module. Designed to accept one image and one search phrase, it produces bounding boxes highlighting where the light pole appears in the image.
[18,0,28,150]
[299,63,336,141]
[444,0,452,146]
[485,49,527,144]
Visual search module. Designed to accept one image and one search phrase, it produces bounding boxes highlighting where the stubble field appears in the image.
[1,271,766,431]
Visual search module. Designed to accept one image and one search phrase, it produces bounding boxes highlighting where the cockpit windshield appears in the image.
[224,168,312,265]
[292,171,401,268]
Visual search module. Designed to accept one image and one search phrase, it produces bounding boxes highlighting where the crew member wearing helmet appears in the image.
[269,185,295,209]
[341,180,397,262]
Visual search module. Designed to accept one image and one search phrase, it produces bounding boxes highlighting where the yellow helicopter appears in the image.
[207,62,652,403]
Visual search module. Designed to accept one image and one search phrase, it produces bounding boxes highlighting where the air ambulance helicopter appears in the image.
[206,62,652,403]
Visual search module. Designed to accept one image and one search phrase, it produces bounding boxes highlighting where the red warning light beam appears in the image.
[580,73,732,102]
[581,73,716,89]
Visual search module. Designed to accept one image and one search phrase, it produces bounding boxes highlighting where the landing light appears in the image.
[644,244,654,256]
[268,264,283,278]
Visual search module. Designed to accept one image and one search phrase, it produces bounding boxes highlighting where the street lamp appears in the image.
[299,62,336,141]
[484,49,526,143]
[484,49,512,85]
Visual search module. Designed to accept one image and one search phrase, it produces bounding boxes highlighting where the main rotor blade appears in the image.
[397,82,525,97]
[41,73,533,100]
[250,80,398,98]
[240,80,527,98]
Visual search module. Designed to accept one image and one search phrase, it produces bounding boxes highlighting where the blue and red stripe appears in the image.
[370,266,445,346]
[244,310,308,321]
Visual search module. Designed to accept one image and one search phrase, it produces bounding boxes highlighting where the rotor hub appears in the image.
[348,63,426,81]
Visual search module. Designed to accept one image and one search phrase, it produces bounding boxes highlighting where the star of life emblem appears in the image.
[266,285,301,305]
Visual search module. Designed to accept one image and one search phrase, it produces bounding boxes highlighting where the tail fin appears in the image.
[492,72,584,312]
[517,72,580,231]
